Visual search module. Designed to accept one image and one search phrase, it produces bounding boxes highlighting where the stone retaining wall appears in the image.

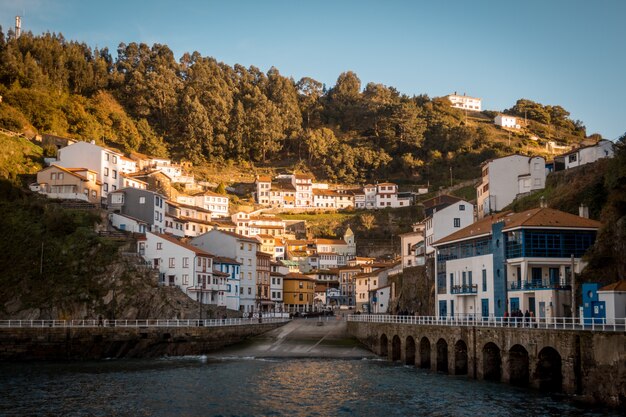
[0,322,285,361]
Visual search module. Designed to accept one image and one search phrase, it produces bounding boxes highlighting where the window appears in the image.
[450,273,453,290]
[183,257,189,268]
[454,218,461,228]
[157,243,162,250]
[51,173,57,180]
[169,258,175,268]
[112,156,117,163]
[459,204,465,211]
[112,170,117,179]
[91,190,96,197]
[299,281,303,288]
[104,168,109,176]
[299,293,303,301]
[482,269,487,291]
[569,154,577,163]
[248,287,251,295]
[240,287,243,294]
[139,197,145,204]
[103,183,108,192]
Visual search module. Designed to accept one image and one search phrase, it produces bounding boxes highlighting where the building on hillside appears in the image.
[256,252,272,312]
[138,232,223,306]
[399,224,425,269]
[446,93,482,111]
[107,187,166,233]
[418,199,474,256]
[129,152,194,184]
[41,133,76,153]
[596,280,626,325]
[256,175,272,205]
[355,262,402,312]
[494,114,520,129]
[370,285,391,313]
[119,156,137,174]
[476,155,546,219]
[166,200,214,237]
[120,173,147,190]
[375,183,411,208]
[270,261,288,312]
[56,140,125,200]
[33,165,101,204]
[125,170,176,199]
[214,256,242,311]
[433,207,601,320]
[556,140,614,171]
[283,273,315,313]
[190,230,260,314]
[232,212,286,237]
[109,212,148,234]
[293,173,314,207]
[186,190,229,218]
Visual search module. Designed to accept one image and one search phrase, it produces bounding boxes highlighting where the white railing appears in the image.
[0,317,290,329]
[347,314,626,332]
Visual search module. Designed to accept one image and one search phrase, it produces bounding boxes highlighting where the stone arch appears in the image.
[419,337,431,369]
[391,335,401,362]
[380,334,388,358]
[535,346,562,392]
[508,344,529,387]
[436,338,449,373]
[454,340,468,375]
[482,342,502,381]
[405,336,416,366]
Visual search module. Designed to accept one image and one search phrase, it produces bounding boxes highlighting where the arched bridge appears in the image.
[347,315,626,407]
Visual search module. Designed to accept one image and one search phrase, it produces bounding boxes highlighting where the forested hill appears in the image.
[0,29,593,186]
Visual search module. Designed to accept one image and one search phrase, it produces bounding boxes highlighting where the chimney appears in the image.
[579,204,589,219]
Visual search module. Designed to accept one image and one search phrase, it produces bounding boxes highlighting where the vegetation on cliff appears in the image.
[0,29,593,187]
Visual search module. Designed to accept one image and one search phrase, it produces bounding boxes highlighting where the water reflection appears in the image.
[0,358,619,417]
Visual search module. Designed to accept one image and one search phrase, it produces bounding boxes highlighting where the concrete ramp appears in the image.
[213,317,375,359]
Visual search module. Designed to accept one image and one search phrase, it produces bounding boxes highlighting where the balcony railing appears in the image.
[451,284,478,295]
[509,280,571,291]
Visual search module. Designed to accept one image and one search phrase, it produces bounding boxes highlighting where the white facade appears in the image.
[371,286,391,314]
[139,232,222,305]
[446,94,482,111]
[563,140,614,170]
[191,230,259,313]
[423,200,474,255]
[214,257,242,311]
[598,288,626,325]
[109,212,147,234]
[191,192,229,218]
[399,229,425,269]
[494,114,520,129]
[57,141,124,199]
[477,155,546,219]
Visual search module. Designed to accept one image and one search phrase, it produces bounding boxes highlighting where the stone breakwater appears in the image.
[0,322,285,360]
[348,321,626,408]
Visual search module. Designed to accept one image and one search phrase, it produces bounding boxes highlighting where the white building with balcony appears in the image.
[446,93,482,111]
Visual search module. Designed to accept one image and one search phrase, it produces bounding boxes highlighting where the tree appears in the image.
[296,77,324,129]
[360,213,376,231]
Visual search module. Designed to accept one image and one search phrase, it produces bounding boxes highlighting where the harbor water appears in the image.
[0,356,619,417]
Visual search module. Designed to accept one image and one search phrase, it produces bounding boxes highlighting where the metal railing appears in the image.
[347,314,626,332]
[0,317,290,329]
[508,280,571,291]
[451,284,478,294]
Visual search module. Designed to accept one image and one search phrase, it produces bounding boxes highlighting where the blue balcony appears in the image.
[451,284,478,295]
[508,280,571,291]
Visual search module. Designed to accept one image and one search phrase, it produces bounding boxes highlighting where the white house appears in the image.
[371,285,391,314]
[399,226,425,269]
[375,183,411,208]
[561,140,614,170]
[109,212,147,234]
[446,93,482,112]
[138,232,225,306]
[56,140,124,200]
[191,230,260,314]
[494,114,520,129]
[476,155,546,219]
[189,190,230,218]
[214,256,242,311]
[433,207,601,319]
[597,280,626,325]
[270,261,288,312]
[421,200,474,256]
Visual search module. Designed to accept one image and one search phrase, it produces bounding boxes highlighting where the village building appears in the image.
[446,93,482,111]
[214,256,242,311]
[107,187,166,233]
[283,273,315,313]
[433,207,601,320]
[256,252,273,311]
[494,114,520,129]
[270,261,288,312]
[416,197,474,256]
[33,165,101,204]
[555,140,614,171]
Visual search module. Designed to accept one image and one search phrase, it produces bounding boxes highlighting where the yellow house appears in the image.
[35,165,101,204]
[283,273,315,313]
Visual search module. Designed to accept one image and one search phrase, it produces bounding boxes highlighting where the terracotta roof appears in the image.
[192,190,224,198]
[294,173,314,180]
[285,272,315,281]
[152,232,215,257]
[214,256,241,265]
[421,194,462,209]
[255,234,276,239]
[598,280,626,292]
[315,238,347,245]
[257,175,272,182]
[313,189,342,197]
[257,251,273,258]
[212,269,230,277]
[271,181,296,191]
[213,229,260,243]
[177,203,212,213]
[434,208,601,246]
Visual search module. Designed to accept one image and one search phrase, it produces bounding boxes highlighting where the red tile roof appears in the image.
[599,280,626,292]
[153,232,215,257]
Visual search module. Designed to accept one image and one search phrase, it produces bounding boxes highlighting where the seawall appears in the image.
[348,321,626,408]
[0,322,285,360]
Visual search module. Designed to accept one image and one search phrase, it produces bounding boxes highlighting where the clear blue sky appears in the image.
[1,0,624,139]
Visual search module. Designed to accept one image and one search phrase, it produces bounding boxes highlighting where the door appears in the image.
[538,301,546,318]
[439,300,447,318]
[531,268,542,287]
[529,297,536,315]
[549,268,559,286]
[516,266,522,288]
[153,258,159,268]
[481,299,489,318]
[450,300,455,318]
[510,297,520,313]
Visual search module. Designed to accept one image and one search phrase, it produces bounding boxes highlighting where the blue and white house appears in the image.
[433,207,601,319]
[213,256,242,311]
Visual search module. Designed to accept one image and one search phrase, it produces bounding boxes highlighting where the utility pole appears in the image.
[570,254,576,320]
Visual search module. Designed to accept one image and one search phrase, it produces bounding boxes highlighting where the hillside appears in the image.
[507,135,626,286]
[0,30,595,190]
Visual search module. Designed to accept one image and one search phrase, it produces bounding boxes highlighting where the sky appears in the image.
[1,0,625,140]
